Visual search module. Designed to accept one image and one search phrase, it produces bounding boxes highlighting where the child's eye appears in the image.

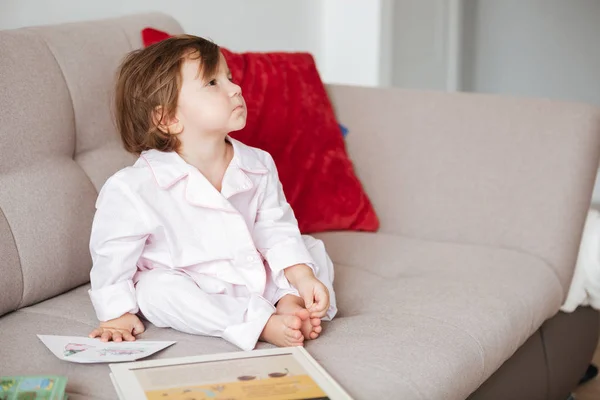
[228,75,234,82]
[207,79,217,86]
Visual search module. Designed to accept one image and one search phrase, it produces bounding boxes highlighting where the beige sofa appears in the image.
[1,13,600,400]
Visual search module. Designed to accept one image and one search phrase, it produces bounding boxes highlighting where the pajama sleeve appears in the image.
[88,176,150,322]
[252,153,315,285]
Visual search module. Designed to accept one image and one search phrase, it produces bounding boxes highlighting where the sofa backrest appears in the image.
[0,13,184,317]
[327,84,600,297]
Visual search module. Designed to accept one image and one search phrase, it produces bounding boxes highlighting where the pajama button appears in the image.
[246,256,254,262]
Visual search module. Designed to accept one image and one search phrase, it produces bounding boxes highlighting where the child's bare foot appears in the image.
[276,295,322,340]
[259,314,304,347]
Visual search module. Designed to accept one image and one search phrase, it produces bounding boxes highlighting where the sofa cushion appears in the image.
[3,232,563,400]
[0,14,186,317]
[314,232,564,397]
[0,29,98,313]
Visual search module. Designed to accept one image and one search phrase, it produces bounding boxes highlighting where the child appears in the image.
[87,35,337,351]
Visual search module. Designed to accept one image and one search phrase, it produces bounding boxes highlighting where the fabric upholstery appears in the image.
[467,331,549,400]
[540,307,600,399]
[468,307,599,400]
[315,232,563,385]
[34,15,184,190]
[0,14,184,315]
[3,232,563,399]
[327,85,600,297]
[0,29,95,309]
[0,207,21,315]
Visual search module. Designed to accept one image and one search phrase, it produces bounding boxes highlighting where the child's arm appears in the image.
[88,175,150,329]
[283,264,330,318]
[253,153,313,273]
[253,153,329,315]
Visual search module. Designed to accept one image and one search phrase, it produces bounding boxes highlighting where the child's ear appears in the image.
[153,106,183,135]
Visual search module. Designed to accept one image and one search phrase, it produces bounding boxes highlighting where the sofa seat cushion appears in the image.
[2,232,563,399]
[312,232,564,398]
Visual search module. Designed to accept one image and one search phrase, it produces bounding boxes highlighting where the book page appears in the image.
[133,353,329,400]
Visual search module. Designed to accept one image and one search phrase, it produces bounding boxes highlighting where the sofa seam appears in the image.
[5,29,79,310]
[33,29,104,200]
[329,238,563,296]
[0,206,25,310]
[33,30,78,161]
[18,307,97,327]
[331,231,566,299]
[115,20,137,51]
[440,237,564,296]
[330,242,559,387]
[456,242,564,299]
[538,326,552,399]
[327,260,392,280]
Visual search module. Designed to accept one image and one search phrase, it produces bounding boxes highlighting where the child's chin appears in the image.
[230,120,247,132]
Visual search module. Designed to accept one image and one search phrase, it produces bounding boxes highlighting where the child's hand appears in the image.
[89,313,145,342]
[296,275,330,318]
[285,264,330,318]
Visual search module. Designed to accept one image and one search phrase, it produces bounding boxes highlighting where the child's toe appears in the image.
[283,315,302,330]
[285,327,303,340]
[294,308,310,321]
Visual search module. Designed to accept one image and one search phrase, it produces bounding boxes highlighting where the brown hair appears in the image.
[114,34,220,154]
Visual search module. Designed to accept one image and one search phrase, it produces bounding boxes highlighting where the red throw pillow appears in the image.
[141,28,379,233]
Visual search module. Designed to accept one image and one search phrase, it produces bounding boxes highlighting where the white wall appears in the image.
[458,0,600,204]
[0,0,402,87]
[0,0,324,71]
[388,0,463,91]
[320,0,393,87]
[391,0,449,90]
[461,0,600,106]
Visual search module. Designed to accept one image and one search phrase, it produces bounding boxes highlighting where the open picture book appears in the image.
[109,347,352,400]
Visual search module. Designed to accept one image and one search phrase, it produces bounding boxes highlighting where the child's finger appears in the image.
[89,329,102,339]
[112,331,123,342]
[314,288,329,312]
[122,331,136,342]
[302,293,314,310]
[133,320,145,335]
[100,331,112,342]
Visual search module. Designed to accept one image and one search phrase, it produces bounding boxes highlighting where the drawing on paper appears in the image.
[64,343,94,357]
[98,347,146,357]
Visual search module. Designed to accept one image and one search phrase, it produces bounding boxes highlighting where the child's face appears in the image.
[175,52,246,141]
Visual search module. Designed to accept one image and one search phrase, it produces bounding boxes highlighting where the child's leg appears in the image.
[275,294,322,340]
[264,273,321,341]
[267,236,337,341]
[268,236,337,320]
[135,270,303,350]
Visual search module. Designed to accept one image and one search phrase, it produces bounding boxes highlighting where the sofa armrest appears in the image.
[327,84,600,294]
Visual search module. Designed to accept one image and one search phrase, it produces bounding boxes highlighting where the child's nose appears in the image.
[228,81,242,97]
